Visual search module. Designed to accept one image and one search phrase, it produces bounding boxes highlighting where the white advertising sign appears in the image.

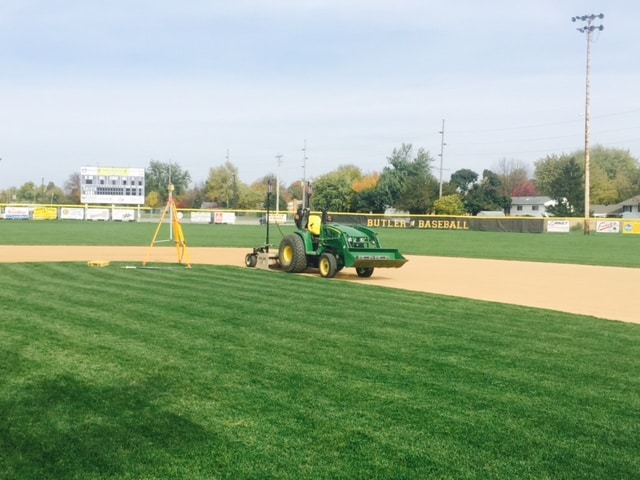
[60,208,85,220]
[266,213,287,224]
[191,211,212,223]
[87,208,110,221]
[596,221,620,233]
[3,206,29,219]
[546,220,571,233]
[214,212,236,224]
[112,209,135,221]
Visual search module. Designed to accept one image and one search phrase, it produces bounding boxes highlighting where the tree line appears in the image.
[1,144,639,216]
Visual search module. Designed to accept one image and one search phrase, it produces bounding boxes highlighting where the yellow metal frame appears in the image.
[143,191,191,268]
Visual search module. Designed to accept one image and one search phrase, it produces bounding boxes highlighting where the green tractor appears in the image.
[246,208,408,278]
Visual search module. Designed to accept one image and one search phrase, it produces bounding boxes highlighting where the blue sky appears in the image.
[1,0,638,191]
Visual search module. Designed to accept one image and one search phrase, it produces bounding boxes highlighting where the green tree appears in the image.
[534,154,569,197]
[545,157,584,217]
[311,165,363,212]
[395,174,438,214]
[464,170,510,215]
[251,174,287,211]
[352,187,389,213]
[145,160,191,204]
[449,168,478,194]
[0,186,17,203]
[378,144,435,213]
[240,182,268,210]
[589,146,640,203]
[534,146,640,206]
[17,182,38,203]
[204,161,239,208]
[43,181,64,204]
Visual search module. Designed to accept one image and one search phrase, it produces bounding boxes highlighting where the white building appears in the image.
[509,196,554,217]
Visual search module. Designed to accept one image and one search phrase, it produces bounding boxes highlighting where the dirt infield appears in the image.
[2,246,638,324]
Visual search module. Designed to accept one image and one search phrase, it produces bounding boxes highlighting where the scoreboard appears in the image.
[80,166,145,205]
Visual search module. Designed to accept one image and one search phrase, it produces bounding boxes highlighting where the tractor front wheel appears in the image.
[245,253,257,268]
[356,267,374,278]
[319,253,338,278]
[279,234,307,273]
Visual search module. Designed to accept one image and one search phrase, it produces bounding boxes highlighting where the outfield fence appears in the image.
[2,203,640,235]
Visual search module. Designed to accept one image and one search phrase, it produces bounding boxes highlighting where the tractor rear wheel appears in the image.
[356,267,374,278]
[279,234,307,273]
[319,252,338,278]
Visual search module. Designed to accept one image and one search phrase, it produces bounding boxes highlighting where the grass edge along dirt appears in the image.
[1,263,639,479]
[1,220,639,267]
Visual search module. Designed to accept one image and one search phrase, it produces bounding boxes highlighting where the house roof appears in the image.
[619,195,640,206]
[511,196,552,206]
[591,204,622,215]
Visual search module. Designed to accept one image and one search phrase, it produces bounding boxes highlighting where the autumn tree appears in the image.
[512,180,537,197]
[64,172,82,203]
[146,191,161,211]
[352,172,379,193]
[433,194,466,215]
[493,158,530,198]
[351,172,386,213]
[178,183,206,209]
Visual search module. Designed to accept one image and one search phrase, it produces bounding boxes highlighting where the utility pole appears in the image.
[572,13,604,235]
[225,149,232,209]
[438,119,446,199]
[275,154,283,217]
[301,140,308,210]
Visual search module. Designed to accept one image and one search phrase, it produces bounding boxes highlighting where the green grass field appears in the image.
[2,220,640,267]
[1,221,640,478]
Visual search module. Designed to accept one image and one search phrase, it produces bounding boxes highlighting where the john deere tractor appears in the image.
[246,208,407,278]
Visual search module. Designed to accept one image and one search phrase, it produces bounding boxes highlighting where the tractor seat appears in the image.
[308,215,322,236]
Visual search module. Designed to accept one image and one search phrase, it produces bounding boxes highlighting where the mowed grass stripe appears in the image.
[1,263,640,479]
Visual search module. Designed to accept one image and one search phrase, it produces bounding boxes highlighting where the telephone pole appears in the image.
[572,13,604,234]
[438,119,446,199]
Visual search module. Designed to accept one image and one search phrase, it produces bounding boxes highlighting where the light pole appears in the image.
[572,13,604,235]
[438,119,446,199]
[275,154,283,218]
